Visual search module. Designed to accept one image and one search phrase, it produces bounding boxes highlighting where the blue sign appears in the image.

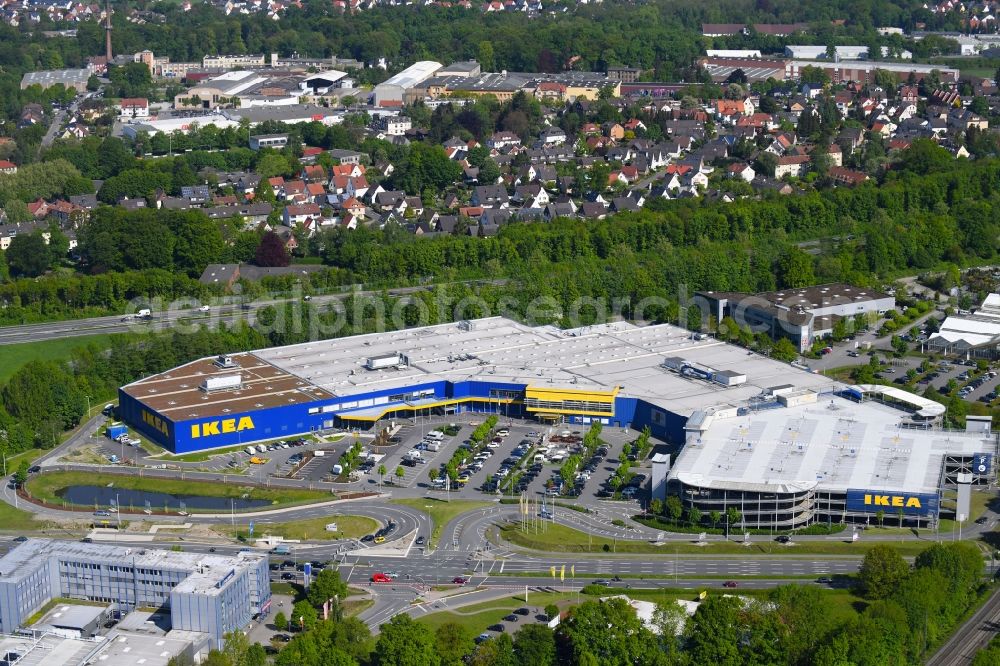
[248,521,255,537]
[846,489,939,517]
[303,563,312,577]
[974,453,992,476]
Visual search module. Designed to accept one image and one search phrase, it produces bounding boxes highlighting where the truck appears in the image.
[313,450,325,457]
[245,446,257,455]
[404,450,422,462]
[425,441,441,452]
[106,423,128,441]
[137,308,151,318]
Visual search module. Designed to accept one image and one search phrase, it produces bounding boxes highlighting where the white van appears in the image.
[426,431,444,441]
[137,308,151,318]
[245,446,257,455]
[426,441,441,452]
[533,454,547,464]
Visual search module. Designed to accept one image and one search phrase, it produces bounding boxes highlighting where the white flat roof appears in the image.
[252,317,835,417]
[669,394,989,495]
[379,61,443,89]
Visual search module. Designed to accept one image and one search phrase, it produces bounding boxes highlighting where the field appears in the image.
[415,587,865,636]
[499,521,934,556]
[0,500,46,532]
[214,514,379,540]
[0,334,117,384]
[392,498,491,548]
[24,471,332,512]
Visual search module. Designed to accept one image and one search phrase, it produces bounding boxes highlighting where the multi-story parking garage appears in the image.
[669,385,996,528]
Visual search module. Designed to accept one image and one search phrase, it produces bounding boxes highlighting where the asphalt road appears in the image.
[0,280,506,345]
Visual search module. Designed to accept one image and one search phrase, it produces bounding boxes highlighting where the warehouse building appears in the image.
[695,284,895,352]
[372,61,442,106]
[668,385,995,529]
[0,540,270,647]
[119,316,834,453]
[925,292,1000,359]
[20,68,90,92]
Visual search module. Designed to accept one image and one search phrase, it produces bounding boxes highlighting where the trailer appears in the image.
[106,423,128,440]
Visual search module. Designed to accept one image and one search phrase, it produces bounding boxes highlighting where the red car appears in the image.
[453,577,467,586]
[371,573,391,583]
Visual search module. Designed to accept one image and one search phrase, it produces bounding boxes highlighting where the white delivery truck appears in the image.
[426,431,444,441]
[137,308,151,318]
[426,441,441,452]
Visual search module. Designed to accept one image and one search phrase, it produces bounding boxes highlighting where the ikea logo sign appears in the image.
[846,488,938,517]
[862,494,922,509]
[190,417,255,439]
[142,410,170,437]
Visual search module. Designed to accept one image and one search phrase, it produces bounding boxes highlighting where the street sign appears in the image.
[248,521,255,537]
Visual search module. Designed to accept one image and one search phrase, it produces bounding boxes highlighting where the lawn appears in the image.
[0,334,117,384]
[392,498,491,548]
[25,471,333,512]
[0,499,46,532]
[415,587,866,635]
[499,521,934,556]
[416,591,574,633]
[3,448,45,470]
[214,514,378,541]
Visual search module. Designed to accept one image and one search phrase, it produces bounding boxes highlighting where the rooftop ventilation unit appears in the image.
[214,355,239,369]
[458,320,474,331]
[365,353,409,370]
[201,374,242,392]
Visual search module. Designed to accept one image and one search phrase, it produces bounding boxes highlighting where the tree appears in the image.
[512,624,556,666]
[395,466,405,482]
[777,247,816,288]
[686,595,743,665]
[222,630,250,666]
[373,614,439,666]
[709,510,721,529]
[771,338,799,363]
[244,644,267,666]
[436,623,474,666]
[477,41,495,71]
[13,460,28,487]
[664,495,683,522]
[470,632,514,666]
[544,604,559,621]
[686,505,702,527]
[292,599,318,630]
[556,597,661,666]
[6,232,51,277]
[307,568,348,608]
[254,231,290,267]
[858,544,910,599]
[274,611,288,632]
[726,506,742,531]
[648,498,663,516]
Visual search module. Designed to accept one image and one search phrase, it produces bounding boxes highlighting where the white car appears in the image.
[198,305,210,312]
[487,441,501,449]
[497,429,510,437]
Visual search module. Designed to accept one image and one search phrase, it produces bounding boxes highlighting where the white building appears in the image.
[925,293,1000,359]
[373,61,442,107]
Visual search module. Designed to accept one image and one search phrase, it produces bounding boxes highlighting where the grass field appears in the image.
[415,587,866,635]
[215,514,378,541]
[4,448,45,469]
[0,334,117,384]
[25,471,333,512]
[499,521,934,556]
[392,498,491,548]
[0,500,45,532]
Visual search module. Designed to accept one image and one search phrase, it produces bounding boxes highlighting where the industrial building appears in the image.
[0,540,270,647]
[372,61,443,107]
[119,316,834,453]
[925,293,1000,359]
[668,385,995,529]
[699,56,958,84]
[695,284,896,352]
[784,45,912,60]
[19,68,90,92]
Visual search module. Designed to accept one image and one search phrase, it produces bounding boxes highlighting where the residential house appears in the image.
[117,98,149,119]
[283,203,321,225]
[774,154,811,179]
[487,131,521,150]
[0,160,16,175]
[828,166,870,186]
[471,185,509,207]
[539,127,568,145]
[726,162,756,182]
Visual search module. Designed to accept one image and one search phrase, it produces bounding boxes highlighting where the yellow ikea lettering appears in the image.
[142,411,169,437]
[862,494,922,510]
[189,417,255,439]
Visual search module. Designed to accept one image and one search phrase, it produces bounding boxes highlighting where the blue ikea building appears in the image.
[118,317,796,454]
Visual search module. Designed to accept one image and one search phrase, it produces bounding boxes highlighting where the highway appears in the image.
[0,280,503,345]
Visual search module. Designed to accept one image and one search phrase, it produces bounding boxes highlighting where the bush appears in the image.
[544,604,559,620]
